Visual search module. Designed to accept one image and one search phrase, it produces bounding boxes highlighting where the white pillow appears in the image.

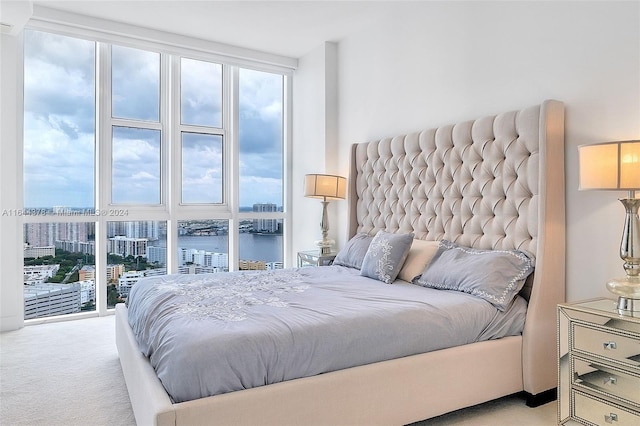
[397,239,440,282]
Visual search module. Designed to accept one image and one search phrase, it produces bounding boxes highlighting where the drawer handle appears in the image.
[603,376,617,385]
[603,341,617,350]
[605,413,618,423]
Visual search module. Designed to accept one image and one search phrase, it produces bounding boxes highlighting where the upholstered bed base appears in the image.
[116,100,565,425]
[116,303,524,426]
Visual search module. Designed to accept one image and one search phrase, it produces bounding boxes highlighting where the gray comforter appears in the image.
[127,266,526,403]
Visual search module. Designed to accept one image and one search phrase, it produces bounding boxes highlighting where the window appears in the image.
[22,28,289,320]
[23,31,95,210]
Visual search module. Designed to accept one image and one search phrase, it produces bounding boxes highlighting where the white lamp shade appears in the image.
[578,140,640,190]
[304,174,347,200]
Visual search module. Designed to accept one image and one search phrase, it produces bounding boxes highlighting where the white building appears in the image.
[146,246,166,265]
[178,265,226,274]
[55,239,95,255]
[117,271,146,299]
[23,283,82,320]
[23,264,60,285]
[108,236,147,258]
[23,244,55,259]
[266,262,284,270]
[77,280,95,305]
[179,248,228,269]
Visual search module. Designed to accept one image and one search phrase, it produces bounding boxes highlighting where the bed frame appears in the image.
[115,99,565,425]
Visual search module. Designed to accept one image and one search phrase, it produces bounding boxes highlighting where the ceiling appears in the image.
[29,1,404,58]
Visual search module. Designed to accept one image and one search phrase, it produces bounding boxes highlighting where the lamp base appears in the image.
[315,239,335,255]
[606,276,640,312]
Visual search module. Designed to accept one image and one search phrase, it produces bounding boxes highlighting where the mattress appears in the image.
[127,265,527,403]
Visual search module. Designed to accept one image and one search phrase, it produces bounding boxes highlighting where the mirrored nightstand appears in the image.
[297,250,337,267]
[558,298,640,425]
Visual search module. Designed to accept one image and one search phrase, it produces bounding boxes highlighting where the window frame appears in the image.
[21,22,293,322]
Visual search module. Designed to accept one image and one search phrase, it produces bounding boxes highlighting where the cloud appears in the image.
[112,128,160,204]
[181,133,223,203]
[23,30,96,208]
[181,58,223,127]
[112,45,160,121]
[23,31,96,138]
[23,30,284,209]
[238,68,283,156]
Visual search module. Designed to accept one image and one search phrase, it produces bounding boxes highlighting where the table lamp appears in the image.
[578,140,640,312]
[304,173,346,254]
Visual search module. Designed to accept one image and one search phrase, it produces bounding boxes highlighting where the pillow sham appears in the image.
[360,231,414,284]
[333,233,373,269]
[413,240,534,311]
[397,239,440,282]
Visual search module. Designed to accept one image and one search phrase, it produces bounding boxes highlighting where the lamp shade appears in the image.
[304,174,346,200]
[578,140,640,190]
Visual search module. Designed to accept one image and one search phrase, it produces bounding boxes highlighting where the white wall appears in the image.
[334,1,640,303]
[291,42,343,256]
[0,33,25,331]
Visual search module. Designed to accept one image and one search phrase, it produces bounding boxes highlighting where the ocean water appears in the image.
[175,233,283,262]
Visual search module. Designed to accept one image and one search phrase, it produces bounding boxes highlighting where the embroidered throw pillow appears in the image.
[360,231,414,284]
[414,240,534,311]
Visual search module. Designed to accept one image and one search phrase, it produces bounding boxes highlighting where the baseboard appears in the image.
[523,388,557,407]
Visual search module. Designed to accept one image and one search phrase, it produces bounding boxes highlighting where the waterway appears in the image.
[173,233,283,262]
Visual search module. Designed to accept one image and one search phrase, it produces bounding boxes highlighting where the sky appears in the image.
[23,29,283,209]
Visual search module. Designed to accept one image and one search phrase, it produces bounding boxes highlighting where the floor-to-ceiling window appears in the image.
[22,27,290,321]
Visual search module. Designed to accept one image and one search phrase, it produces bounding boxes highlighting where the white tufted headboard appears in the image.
[347,100,565,396]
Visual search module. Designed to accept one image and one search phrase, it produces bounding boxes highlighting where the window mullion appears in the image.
[95,41,111,315]
[111,118,163,131]
[283,75,293,267]
[166,54,179,274]
[227,65,239,271]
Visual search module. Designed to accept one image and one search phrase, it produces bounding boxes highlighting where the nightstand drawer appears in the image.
[574,358,640,405]
[574,392,640,426]
[574,325,640,367]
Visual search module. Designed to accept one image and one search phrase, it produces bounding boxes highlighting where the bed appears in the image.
[115,99,565,425]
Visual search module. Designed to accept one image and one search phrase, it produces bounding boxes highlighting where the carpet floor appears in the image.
[0,315,557,425]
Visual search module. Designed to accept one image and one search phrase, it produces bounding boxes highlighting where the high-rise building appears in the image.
[146,246,167,265]
[55,239,95,255]
[126,221,159,240]
[252,203,279,233]
[108,236,147,258]
[24,222,93,248]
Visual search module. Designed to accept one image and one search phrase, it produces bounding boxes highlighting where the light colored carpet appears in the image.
[1,315,557,425]
[1,316,135,426]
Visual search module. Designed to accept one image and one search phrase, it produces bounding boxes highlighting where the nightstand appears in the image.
[558,298,640,425]
[297,250,337,267]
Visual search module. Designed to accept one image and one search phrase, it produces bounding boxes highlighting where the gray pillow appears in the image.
[413,240,534,311]
[360,231,414,284]
[333,233,373,269]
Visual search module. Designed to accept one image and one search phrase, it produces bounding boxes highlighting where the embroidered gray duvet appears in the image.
[127,266,526,403]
